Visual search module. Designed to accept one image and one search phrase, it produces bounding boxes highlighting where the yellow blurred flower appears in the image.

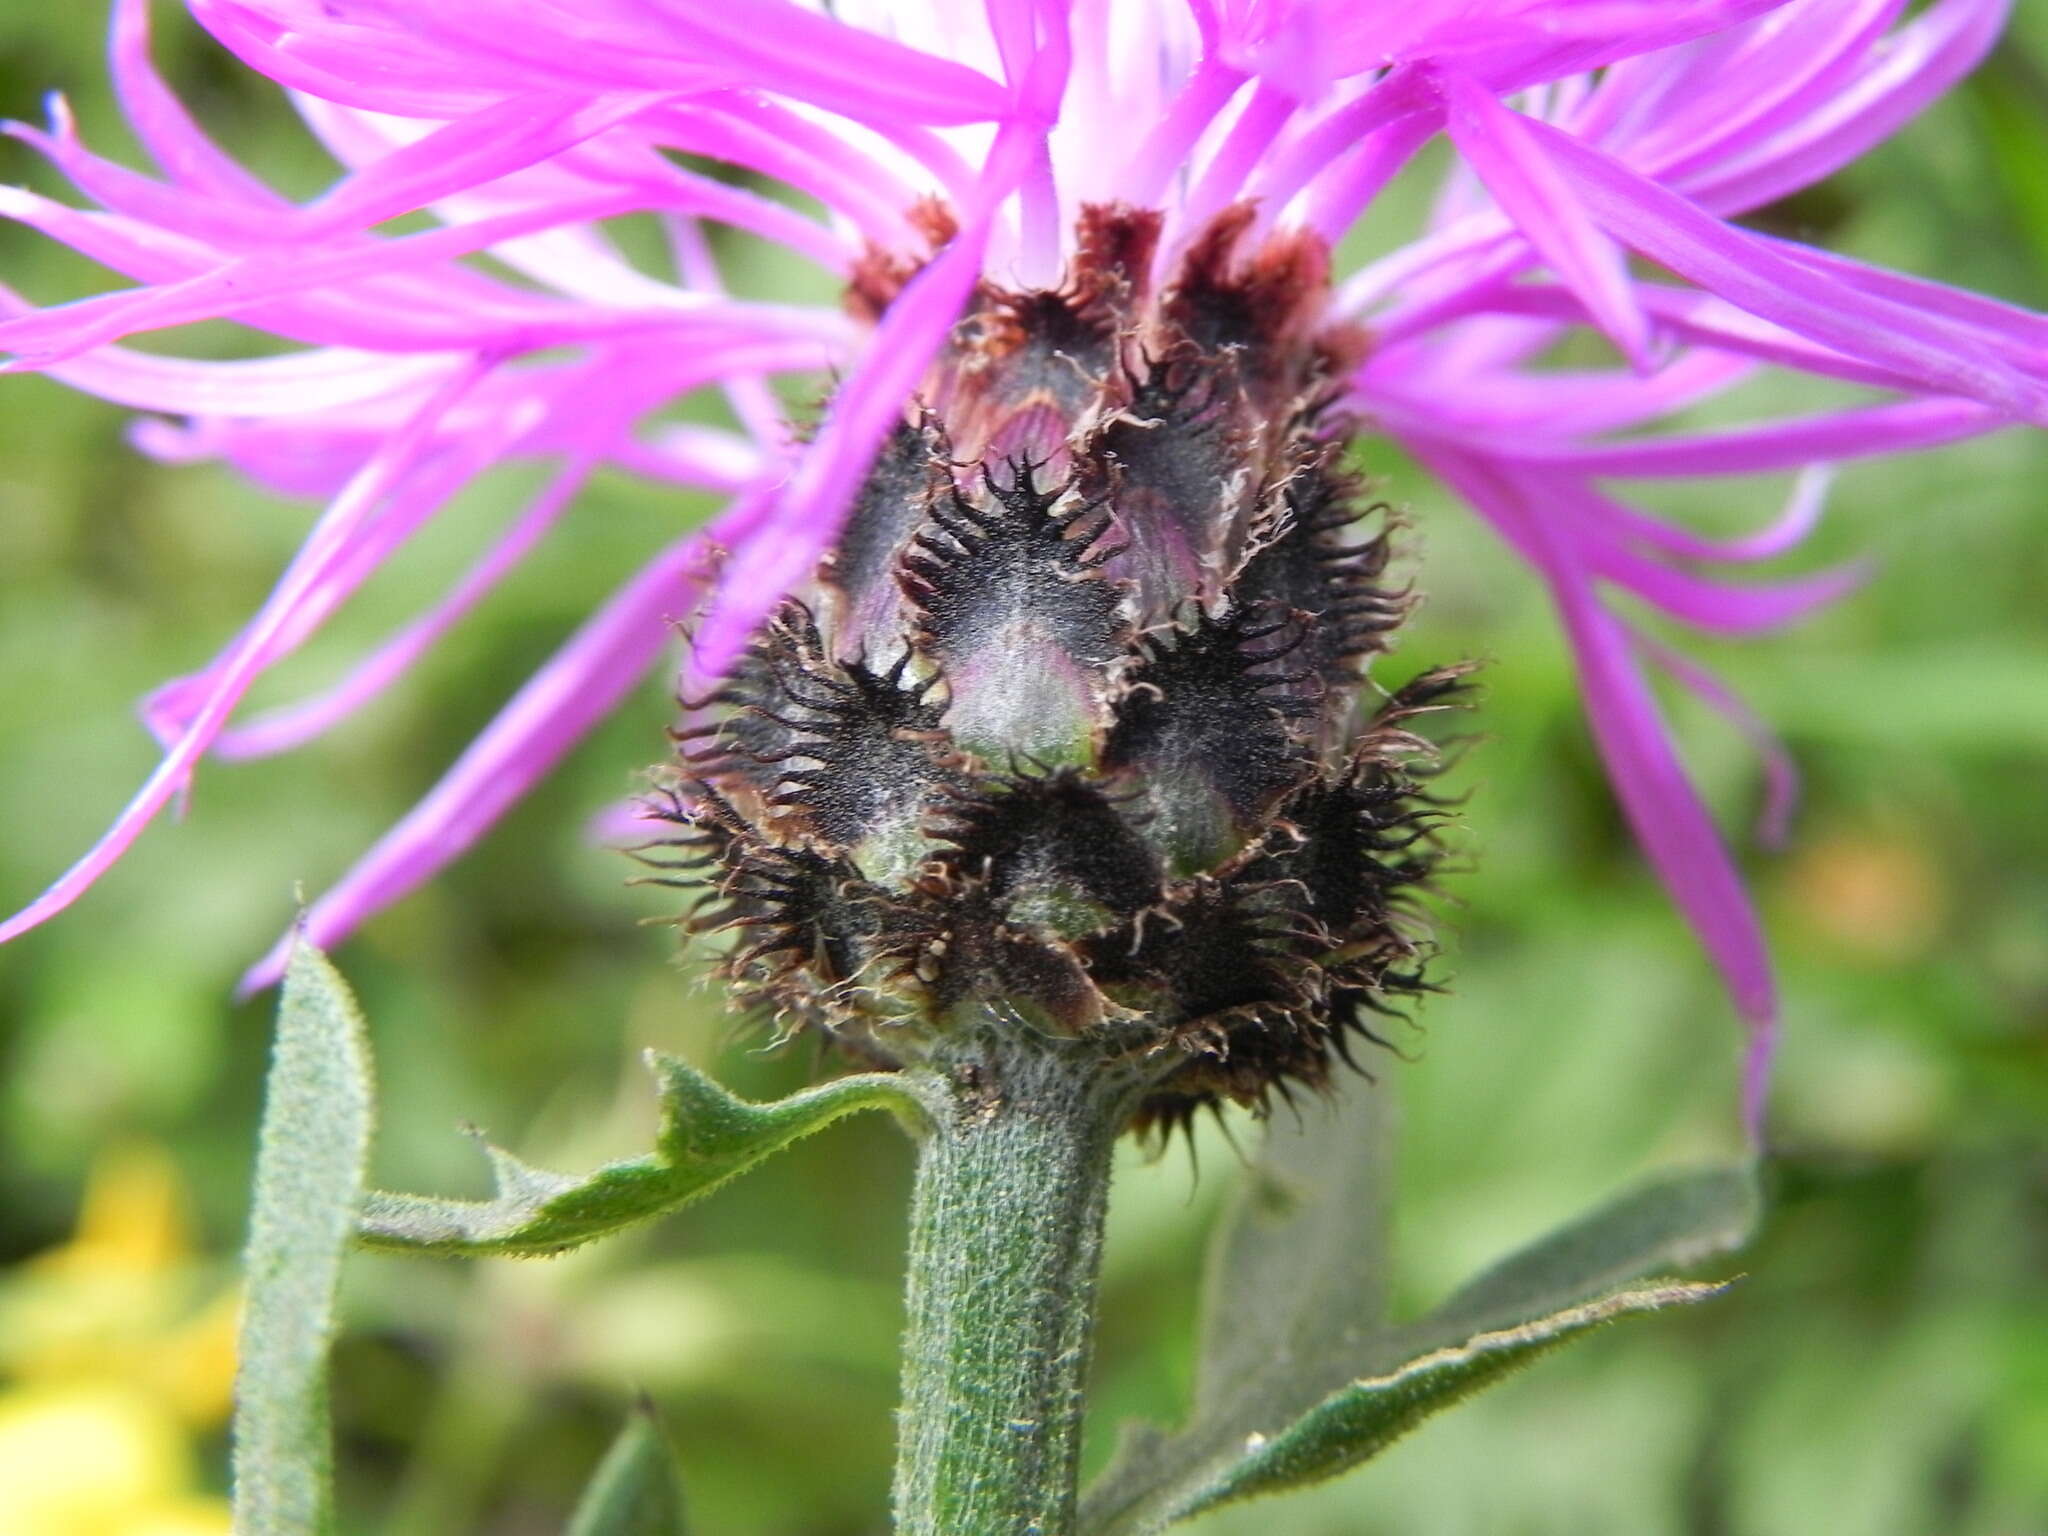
[0,1143,236,1536]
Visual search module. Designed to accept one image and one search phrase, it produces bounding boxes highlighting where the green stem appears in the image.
[892,1046,1128,1536]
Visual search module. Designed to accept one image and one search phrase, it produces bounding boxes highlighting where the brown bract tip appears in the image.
[845,196,963,324]
[1165,203,1336,387]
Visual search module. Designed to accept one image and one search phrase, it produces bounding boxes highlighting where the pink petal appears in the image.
[607,0,1013,124]
[214,453,599,759]
[288,91,674,241]
[685,222,994,679]
[192,0,1011,125]
[662,217,785,451]
[110,0,283,201]
[1606,0,1903,188]
[1363,344,1753,438]
[1580,467,1835,567]
[4,103,281,249]
[644,97,923,250]
[613,422,769,491]
[1522,114,2048,422]
[139,405,536,748]
[1586,535,1868,635]
[685,124,1038,682]
[1439,71,1653,371]
[0,187,843,365]
[1118,57,1249,209]
[1686,0,2010,215]
[1489,396,2006,477]
[1179,78,1297,243]
[0,288,461,414]
[139,335,804,746]
[235,511,752,993]
[290,95,853,275]
[1766,237,2048,356]
[187,1,505,120]
[1466,281,1961,398]
[1420,444,1778,1130]
[1242,64,1436,218]
[1635,633,1800,852]
[0,359,491,945]
[0,184,580,353]
[1298,111,1439,242]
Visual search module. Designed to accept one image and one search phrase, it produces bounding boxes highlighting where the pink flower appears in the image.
[2,0,2038,1121]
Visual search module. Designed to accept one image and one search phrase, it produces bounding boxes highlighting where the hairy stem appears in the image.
[892,1045,1129,1536]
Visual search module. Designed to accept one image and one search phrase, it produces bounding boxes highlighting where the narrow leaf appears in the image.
[232,938,375,1536]
[1079,1082,1760,1536]
[1081,1087,1398,1535]
[1121,1282,1728,1532]
[359,1054,939,1257]
[1412,1161,1760,1347]
[1192,1082,1393,1418]
[566,1400,690,1536]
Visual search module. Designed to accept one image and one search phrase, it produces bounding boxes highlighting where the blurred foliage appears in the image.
[0,1143,235,1535]
[1,7,2045,1535]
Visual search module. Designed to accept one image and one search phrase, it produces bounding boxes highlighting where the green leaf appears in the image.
[1080,1086,1399,1536]
[233,938,375,1536]
[1078,1085,1759,1536]
[1101,1281,1726,1533]
[566,1400,690,1536]
[359,1052,940,1257]
[1191,1078,1394,1419]
[1410,1162,1760,1348]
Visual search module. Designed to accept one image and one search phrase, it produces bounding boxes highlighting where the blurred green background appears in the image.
[1,7,2045,1534]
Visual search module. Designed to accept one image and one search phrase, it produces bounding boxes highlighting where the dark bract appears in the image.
[653,207,1468,1130]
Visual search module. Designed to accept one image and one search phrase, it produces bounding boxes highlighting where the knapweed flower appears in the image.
[2,1,2041,1120]
[656,203,1469,1129]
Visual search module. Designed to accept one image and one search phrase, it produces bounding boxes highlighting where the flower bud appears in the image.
[652,206,1467,1129]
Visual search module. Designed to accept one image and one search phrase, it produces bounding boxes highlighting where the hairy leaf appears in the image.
[566,1400,690,1536]
[233,939,374,1536]
[1079,1086,1758,1536]
[359,1054,939,1257]
[1087,1281,1725,1534]
[1198,1081,1395,1417]
[1410,1161,1760,1349]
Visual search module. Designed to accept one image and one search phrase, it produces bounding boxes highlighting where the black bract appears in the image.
[646,205,1469,1132]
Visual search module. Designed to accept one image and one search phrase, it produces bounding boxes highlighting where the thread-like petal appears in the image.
[1421,444,1778,1128]
[1685,0,2011,215]
[684,126,1036,680]
[0,360,491,942]
[189,0,1012,124]
[1637,633,1801,852]
[214,454,599,759]
[1522,115,2048,422]
[235,513,748,993]
[1485,397,2005,476]
[110,0,281,199]
[1440,71,1654,371]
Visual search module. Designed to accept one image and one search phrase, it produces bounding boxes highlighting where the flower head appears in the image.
[652,202,1469,1129]
[1,0,2039,1122]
